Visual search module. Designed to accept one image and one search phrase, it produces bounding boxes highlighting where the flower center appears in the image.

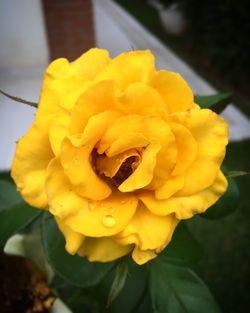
[112,156,138,185]
[92,149,141,187]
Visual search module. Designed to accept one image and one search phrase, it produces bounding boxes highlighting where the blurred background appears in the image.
[0,0,249,312]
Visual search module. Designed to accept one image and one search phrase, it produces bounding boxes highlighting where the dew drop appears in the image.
[73,156,80,165]
[89,202,98,211]
[120,199,127,205]
[102,215,116,227]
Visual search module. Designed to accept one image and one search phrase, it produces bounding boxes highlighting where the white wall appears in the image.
[0,0,49,69]
[0,0,49,170]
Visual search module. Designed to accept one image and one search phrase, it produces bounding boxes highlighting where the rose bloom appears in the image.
[11,49,228,264]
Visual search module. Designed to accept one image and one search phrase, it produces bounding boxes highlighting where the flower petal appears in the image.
[36,49,110,118]
[141,171,228,219]
[61,111,121,201]
[119,142,161,192]
[169,123,198,176]
[46,158,138,237]
[49,114,70,156]
[77,237,132,262]
[155,175,184,200]
[118,82,168,116]
[95,149,141,178]
[176,109,228,195]
[69,80,118,135]
[11,120,54,208]
[132,248,157,265]
[96,50,155,90]
[106,132,149,157]
[55,216,85,255]
[150,70,195,113]
[70,48,110,79]
[116,203,178,251]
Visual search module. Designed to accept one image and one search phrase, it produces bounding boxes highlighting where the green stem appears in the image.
[0,89,38,108]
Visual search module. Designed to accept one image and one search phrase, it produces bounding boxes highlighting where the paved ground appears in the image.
[1,0,249,170]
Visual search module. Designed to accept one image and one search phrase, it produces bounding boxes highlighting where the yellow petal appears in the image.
[143,171,228,219]
[69,80,118,135]
[132,248,157,265]
[49,114,70,156]
[61,111,121,201]
[105,132,149,157]
[170,123,198,176]
[95,50,155,90]
[149,138,177,190]
[155,175,184,200]
[35,58,70,124]
[46,158,138,237]
[77,237,132,262]
[70,48,110,79]
[11,121,54,208]
[176,109,228,196]
[95,149,141,179]
[55,216,85,255]
[36,49,110,119]
[118,82,168,116]
[99,114,174,155]
[116,203,178,251]
[119,142,161,192]
[150,70,195,113]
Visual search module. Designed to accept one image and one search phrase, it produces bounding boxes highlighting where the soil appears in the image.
[0,252,55,313]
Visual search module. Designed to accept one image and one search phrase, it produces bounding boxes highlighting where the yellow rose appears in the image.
[11,48,228,265]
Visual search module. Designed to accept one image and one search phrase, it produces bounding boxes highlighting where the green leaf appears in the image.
[224,170,249,178]
[0,179,22,210]
[0,89,38,108]
[195,92,232,113]
[150,260,221,313]
[160,221,202,265]
[107,257,129,307]
[42,212,113,287]
[202,177,239,219]
[94,259,149,313]
[0,178,40,248]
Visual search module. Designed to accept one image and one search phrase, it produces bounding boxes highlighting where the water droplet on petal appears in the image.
[73,156,80,165]
[120,199,127,204]
[89,202,98,211]
[102,215,116,227]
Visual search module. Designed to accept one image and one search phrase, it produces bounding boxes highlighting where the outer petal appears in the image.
[169,123,198,176]
[95,50,155,90]
[132,248,157,265]
[46,158,138,237]
[49,114,70,156]
[70,48,110,79]
[116,203,178,251]
[150,70,196,113]
[35,59,69,124]
[140,171,228,219]
[176,109,228,196]
[36,48,110,120]
[118,82,168,117]
[77,237,132,262]
[55,216,85,255]
[155,175,184,200]
[11,120,54,208]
